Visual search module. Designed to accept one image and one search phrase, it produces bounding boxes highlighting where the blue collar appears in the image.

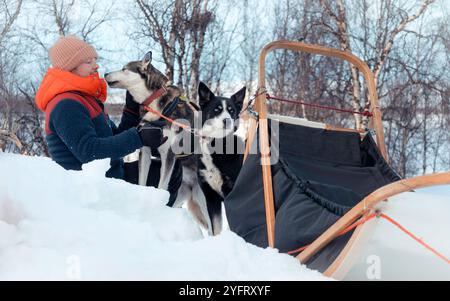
[161,96,181,117]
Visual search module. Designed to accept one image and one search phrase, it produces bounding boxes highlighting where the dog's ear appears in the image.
[142,51,152,70]
[198,81,215,107]
[231,86,246,113]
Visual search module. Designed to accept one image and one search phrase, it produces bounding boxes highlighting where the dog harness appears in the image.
[142,86,168,107]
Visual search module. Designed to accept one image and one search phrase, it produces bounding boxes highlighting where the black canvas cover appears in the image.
[224,120,401,272]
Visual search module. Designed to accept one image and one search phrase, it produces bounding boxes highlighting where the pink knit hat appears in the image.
[49,35,98,71]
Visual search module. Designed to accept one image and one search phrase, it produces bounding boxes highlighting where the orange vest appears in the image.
[35,68,107,112]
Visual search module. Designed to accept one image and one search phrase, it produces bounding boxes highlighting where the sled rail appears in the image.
[296,172,450,271]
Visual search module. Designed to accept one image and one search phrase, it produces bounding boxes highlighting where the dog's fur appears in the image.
[104,54,245,236]
[172,82,246,235]
[198,82,245,235]
[104,52,215,233]
[104,52,198,191]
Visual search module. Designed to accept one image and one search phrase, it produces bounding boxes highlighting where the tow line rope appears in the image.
[288,212,450,265]
[143,104,192,132]
[143,93,257,135]
[379,213,450,265]
[266,94,374,117]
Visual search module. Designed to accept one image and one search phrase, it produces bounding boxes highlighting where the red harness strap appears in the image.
[266,94,374,117]
[142,86,168,107]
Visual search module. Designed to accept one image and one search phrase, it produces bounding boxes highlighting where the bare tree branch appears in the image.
[373,0,436,84]
[0,0,22,44]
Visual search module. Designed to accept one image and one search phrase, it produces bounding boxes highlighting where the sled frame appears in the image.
[243,40,450,278]
[245,40,387,248]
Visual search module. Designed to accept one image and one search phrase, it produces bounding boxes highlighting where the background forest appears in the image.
[0,0,449,177]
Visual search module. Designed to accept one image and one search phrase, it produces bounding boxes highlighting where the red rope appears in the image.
[288,212,450,266]
[287,213,377,255]
[379,213,450,265]
[266,94,373,117]
[143,105,190,130]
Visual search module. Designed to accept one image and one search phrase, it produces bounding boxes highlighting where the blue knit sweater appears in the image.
[45,94,143,179]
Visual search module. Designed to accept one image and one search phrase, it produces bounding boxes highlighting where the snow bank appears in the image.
[0,153,327,281]
[342,187,450,280]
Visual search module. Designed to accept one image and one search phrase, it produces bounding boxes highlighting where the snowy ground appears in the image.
[1,153,449,281]
[0,153,328,281]
[344,188,450,280]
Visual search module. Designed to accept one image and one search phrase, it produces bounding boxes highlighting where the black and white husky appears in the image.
[172,82,246,235]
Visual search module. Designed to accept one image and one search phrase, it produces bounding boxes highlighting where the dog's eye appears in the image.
[228,107,234,114]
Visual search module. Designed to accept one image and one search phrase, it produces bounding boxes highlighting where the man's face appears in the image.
[72,57,99,77]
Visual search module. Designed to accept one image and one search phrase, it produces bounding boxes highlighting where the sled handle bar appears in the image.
[254,40,387,160]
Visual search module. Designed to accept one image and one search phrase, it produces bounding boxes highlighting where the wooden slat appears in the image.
[256,87,276,247]
[323,222,366,278]
[243,116,258,162]
[324,124,366,134]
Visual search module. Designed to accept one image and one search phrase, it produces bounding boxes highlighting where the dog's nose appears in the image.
[104,72,110,77]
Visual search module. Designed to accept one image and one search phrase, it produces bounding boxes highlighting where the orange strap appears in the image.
[288,212,450,265]
[143,92,255,131]
[143,105,190,130]
[379,213,450,265]
[287,213,377,255]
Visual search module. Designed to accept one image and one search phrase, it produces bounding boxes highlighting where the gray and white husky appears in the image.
[104,51,198,191]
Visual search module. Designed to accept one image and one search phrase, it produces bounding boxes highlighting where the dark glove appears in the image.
[124,91,140,115]
[137,122,168,148]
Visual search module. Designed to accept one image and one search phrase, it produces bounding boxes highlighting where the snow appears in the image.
[0,153,327,281]
[344,189,450,280]
[106,90,126,104]
[2,152,448,281]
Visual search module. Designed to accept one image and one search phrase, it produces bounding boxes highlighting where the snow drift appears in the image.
[0,153,328,281]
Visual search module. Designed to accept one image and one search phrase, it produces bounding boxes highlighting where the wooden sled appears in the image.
[235,40,450,280]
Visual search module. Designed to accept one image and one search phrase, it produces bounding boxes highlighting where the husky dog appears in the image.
[173,82,246,235]
[104,51,198,192]
[104,54,245,235]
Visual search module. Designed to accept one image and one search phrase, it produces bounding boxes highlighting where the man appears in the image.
[35,35,181,202]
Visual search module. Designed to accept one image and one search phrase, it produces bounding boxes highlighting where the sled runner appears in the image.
[224,40,450,280]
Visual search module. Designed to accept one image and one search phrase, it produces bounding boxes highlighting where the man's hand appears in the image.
[137,121,168,148]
